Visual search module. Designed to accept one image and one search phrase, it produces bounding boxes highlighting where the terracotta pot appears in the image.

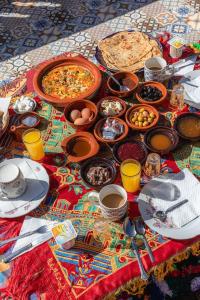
[125,104,159,132]
[61,132,99,163]
[144,126,179,155]
[94,117,129,144]
[136,81,167,106]
[64,99,98,131]
[33,56,102,107]
[97,96,127,118]
[107,72,139,98]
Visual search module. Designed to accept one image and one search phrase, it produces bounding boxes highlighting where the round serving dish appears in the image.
[112,139,148,165]
[61,132,99,163]
[144,126,179,155]
[174,112,200,142]
[95,30,163,73]
[136,81,167,106]
[107,72,139,98]
[64,99,98,131]
[125,104,159,132]
[80,157,117,189]
[33,56,102,107]
[94,117,129,144]
[97,96,127,118]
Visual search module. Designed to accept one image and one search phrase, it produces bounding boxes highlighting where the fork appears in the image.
[0,224,53,247]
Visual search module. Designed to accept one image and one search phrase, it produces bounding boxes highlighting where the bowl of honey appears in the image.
[61,132,100,163]
[174,113,200,142]
[144,126,179,155]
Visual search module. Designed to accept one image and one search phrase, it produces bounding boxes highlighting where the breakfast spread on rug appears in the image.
[0,30,200,300]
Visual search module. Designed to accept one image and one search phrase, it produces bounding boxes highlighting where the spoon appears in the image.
[135,218,155,263]
[104,69,130,92]
[154,199,189,222]
[123,217,148,280]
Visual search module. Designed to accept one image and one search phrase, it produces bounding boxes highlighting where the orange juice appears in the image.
[23,129,45,161]
[120,159,141,193]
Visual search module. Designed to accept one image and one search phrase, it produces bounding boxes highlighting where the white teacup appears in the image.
[88,184,128,221]
[0,164,27,199]
[144,57,174,82]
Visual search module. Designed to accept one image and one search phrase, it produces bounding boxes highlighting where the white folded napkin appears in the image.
[150,168,200,228]
[173,55,197,76]
[0,97,11,114]
[180,71,200,109]
[12,216,56,257]
[0,160,45,214]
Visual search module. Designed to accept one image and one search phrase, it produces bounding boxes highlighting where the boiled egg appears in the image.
[70,109,81,122]
[81,108,91,120]
[74,117,87,125]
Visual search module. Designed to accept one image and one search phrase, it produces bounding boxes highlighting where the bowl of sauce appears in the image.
[61,132,100,163]
[144,126,179,155]
[174,113,200,141]
[107,71,139,98]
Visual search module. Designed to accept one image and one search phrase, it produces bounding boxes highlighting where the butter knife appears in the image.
[2,235,51,263]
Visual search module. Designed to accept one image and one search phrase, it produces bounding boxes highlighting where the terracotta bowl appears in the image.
[61,132,99,163]
[125,104,159,131]
[174,112,200,142]
[136,81,167,106]
[112,139,148,165]
[97,96,127,118]
[10,112,40,133]
[80,157,117,189]
[33,56,102,107]
[144,126,179,155]
[64,99,98,131]
[107,72,139,98]
[94,117,129,144]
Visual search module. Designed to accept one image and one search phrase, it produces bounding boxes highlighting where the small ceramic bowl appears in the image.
[80,157,117,189]
[94,117,129,144]
[174,112,200,142]
[136,81,167,106]
[107,72,139,98]
[13,98,37,114]
[97,96,127,118]
[112,139,148,165]
[144,126,179,155]
[61,132,99,163]
[64,99,98,131]
[10,112,40,133]
[125,104,159,132]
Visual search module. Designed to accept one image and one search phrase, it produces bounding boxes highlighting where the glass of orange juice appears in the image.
[120,159,141,193]
[22,128,45,161]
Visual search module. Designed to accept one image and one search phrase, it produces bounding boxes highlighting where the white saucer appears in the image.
[0,158,49,218]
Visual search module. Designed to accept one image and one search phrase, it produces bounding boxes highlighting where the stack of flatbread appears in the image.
[98,31,162,73]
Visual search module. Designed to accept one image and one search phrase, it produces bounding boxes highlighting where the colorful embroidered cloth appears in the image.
[0,45,199,300]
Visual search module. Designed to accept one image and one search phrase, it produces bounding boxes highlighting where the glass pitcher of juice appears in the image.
[120,159,141,193]
[22,129,45,161]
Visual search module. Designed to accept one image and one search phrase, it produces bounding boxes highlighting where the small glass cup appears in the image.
[120,159,141,193]
[22,128,45,161]
[170,84,185,111]
[144,153,161,178]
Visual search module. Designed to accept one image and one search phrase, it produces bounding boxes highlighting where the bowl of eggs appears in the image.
[64,99,98,131]
[125,104,159,131]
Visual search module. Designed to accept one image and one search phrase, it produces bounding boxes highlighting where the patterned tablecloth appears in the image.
[0,44,199,300]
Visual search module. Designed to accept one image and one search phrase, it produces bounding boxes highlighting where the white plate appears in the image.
[138,174,200,240]
[0,158,49,218]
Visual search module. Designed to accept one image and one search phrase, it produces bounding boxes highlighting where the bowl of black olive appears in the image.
[136,81,167,106]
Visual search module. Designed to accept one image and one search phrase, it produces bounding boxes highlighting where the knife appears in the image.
[1,234,51,263]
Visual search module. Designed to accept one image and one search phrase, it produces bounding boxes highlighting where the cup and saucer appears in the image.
[0,158,49,218]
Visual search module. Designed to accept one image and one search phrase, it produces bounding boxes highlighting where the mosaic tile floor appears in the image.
[0,0,200,85]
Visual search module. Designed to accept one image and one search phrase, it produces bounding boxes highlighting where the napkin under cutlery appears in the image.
[149,168,200,228]
[180,70,200,109]
[11,216,56,258]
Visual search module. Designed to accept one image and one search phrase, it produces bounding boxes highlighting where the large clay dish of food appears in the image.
[33,56,102,107]
[96,31,162,73]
